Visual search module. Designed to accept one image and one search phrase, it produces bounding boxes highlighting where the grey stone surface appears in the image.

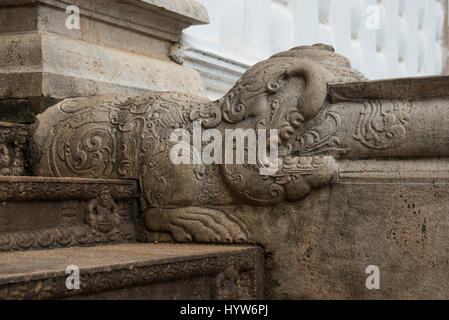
[0,243,264,300]
[139,0,210,25]
[0,33,207,98]
[228,160,449,299]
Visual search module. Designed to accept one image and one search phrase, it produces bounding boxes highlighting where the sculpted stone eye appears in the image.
[267,82,280,93]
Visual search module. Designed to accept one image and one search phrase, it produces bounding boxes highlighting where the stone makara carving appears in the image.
[33,44,421,243]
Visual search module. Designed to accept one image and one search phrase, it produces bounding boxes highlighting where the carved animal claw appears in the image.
[145,207,248,244]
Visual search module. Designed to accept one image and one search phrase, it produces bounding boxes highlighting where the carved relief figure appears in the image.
[85,189,121,234]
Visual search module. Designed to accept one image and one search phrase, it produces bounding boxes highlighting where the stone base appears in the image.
[0,176,141,252]
[0,244,264,300]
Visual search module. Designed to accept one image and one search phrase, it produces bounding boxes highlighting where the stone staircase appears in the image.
[0,244,263,300]
[0,123,264,300]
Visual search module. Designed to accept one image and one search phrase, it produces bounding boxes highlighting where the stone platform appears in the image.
[0,243,264,300]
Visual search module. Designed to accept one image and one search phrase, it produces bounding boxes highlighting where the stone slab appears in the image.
[0,243,264,300]
[0,33,207,101]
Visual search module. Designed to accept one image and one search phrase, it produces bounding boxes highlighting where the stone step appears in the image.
[0,176,141,252]
[0,243,264,300]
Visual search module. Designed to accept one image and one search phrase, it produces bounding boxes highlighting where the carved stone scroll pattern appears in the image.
[0,179,138,202]
[32,45,367,243]
[354,100,410,150]
[291,110,349,157]
[0,224,135,252]
[221,156,336,205]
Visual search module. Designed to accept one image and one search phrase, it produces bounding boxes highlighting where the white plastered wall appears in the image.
[183,0,446,99]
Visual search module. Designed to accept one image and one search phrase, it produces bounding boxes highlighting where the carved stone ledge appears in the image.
[0,244,263,300]
[228,161,449,299]
[0,176,138,202]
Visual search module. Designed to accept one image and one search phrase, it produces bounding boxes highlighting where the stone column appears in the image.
[0,0,209,123]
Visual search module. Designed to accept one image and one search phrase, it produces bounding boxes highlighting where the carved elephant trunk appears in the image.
[285,59,328,121]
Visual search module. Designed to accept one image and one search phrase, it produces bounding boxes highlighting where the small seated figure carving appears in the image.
[85,189,121,234]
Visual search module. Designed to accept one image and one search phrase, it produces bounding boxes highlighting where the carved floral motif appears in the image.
[0,223,135,252]
[354,100,410,150]
[292,111,349,156]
